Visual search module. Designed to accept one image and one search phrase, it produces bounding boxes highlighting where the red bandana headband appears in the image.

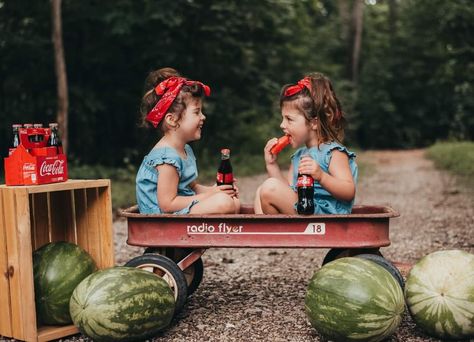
[284,77,312,97]
[284,76,342,122]
[146,76,211,128]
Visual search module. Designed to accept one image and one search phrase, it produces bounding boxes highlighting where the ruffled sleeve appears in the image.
[324,143,356,167]
[146,148,183,177]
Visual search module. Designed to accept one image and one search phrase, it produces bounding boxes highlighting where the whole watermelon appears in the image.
[33,241,97,325]
[305,257,405,342]
[405,249,474,340]
[70,267,175,342]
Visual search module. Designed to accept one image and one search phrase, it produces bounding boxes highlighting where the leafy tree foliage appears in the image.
[0,0,472,167]
[357,0,474,148]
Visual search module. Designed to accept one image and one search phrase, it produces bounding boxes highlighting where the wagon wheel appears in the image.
[322,248,383,266]
[144,247,204,296]
[125,254,188,314]
[355,254,405,290]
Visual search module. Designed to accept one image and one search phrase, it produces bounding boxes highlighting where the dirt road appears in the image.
[2,149,472,342]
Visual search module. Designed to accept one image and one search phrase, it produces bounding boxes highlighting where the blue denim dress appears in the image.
[136,144,199,214]
[291,142,358,214]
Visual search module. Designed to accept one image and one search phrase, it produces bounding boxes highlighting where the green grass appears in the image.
[426,141,474,176]
[426,141,474,194]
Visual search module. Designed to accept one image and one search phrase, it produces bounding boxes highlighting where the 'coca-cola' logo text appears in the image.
[23,163,36,172]
[40,159,65,176]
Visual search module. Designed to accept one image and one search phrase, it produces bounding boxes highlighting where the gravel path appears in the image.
[2,149,473,342]
[117,149,473,342]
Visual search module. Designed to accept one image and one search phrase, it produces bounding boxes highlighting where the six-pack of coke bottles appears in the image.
[4,123,68,186]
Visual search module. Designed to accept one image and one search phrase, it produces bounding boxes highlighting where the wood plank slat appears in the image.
[31,192,51,250]
[85,188,102,267]
[74,188,89,253]
[0,189,13,338]
[3,188,25,339]
[14,189,37,341]
[49,190,74,242]
[66,190,77,243]
[0,179,110,194]
[97,184,114,268]
[37,324,79,342]
[29,195,35,255]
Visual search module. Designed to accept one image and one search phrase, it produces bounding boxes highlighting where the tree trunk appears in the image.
[337,0,351,42]
[388,0,398,39]
[337,0,351,79]
[351,0,364,84]
[51,0,69,154]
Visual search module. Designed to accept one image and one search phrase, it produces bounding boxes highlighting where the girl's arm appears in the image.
[157,165,234,213]
[298,151,355,202]
[191,182,211,194]
[190,181,240,198]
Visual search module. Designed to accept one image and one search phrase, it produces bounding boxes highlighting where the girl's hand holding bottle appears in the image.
[298,155,323,182]
[212,184,237,197]
[210,177,239,198]
[232,178,239,198]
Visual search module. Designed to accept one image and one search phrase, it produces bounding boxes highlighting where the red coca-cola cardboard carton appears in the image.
[4,127,68,185]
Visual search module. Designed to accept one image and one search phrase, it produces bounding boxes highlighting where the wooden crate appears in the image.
[0,179,115,342]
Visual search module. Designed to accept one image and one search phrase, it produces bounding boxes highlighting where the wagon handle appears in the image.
[177,249,206,271]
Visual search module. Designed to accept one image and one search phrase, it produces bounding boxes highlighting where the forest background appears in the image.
[1,0,473,206]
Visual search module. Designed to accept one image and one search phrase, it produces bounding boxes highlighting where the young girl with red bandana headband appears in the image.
[254,73,358,215]
[136,67,239,214]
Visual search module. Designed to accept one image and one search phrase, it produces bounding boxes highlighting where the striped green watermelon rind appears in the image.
[305,257,405,342]
[70,266,175,342]
[33,241,97,325]
[405,249,474,340]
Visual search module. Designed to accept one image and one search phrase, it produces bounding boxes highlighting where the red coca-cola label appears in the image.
[4,143,68,186]
[217,172,234,184]
[297,174,314,187]
[40,159,65,176]
[23,163,36,172]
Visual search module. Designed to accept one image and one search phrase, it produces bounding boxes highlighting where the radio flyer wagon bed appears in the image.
[120,204,400,313]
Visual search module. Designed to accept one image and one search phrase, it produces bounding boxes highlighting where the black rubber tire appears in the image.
[144,247,204,296]
[185,258,204,295]
[322,248,383,266]
[125,254,188,314]
[355,254,405,290]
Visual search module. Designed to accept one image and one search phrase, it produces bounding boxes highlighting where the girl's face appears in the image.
[280,101,318,148]
[177,97,206,142]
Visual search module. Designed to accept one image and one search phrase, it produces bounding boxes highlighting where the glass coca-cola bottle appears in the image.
[216,148,234,186]
[9,124,22,155]
[32,123,44,143]
[47,123,63,154]
[12,124,21,148]
[296,173,315,215]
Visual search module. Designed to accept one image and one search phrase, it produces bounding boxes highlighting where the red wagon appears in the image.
[120,204,401,313]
